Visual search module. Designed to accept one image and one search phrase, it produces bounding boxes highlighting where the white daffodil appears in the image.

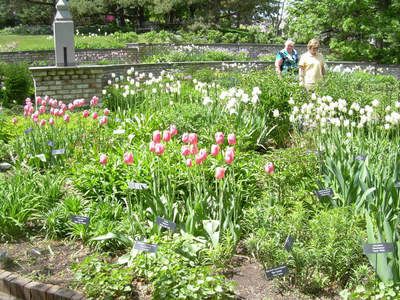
[371,99,380,107]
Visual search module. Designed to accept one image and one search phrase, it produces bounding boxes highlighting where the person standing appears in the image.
[275,39,299,78]
[299,38,326,90]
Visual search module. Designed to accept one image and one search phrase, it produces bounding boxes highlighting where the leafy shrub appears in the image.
[0,62,34,106]
[244,204,367,295]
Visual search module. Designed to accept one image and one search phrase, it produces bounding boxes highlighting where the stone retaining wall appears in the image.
[0,48,139,66]
[1,43,322,66]
[127,43,319,60]
[0,269,84,299]
[30,61,400,102]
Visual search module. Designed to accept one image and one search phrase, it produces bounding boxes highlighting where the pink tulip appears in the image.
[12,117,17,124]
[49,118,55,126]
[215,132,224,145]
[39,119,46,126]
[68,103,75,111]
[186,158,193,167]
[104,108,110,116]
[182,132,189,143]
[224,147,235,164]
[154,143,165,155]
[190,144,199,155]
[181,145,190,156]
[123,152,134,165]
[188,133,198,144]
[153,130,161,143]
[211,144,219,156]
[99,116,108,125]
[199,149,207,160]
[64,114,70,123]
[25,97,31,104]
[264,162,275,174]
[99,154,108,165]
[169,124,178,136]
[83,110,89,118]
[149,141,156,152]
[227,133,236,145]
[215,167,226,179]
[36,96,42,105]
[163,130,171,142]
[195,154,203,165]
[90,96,99,107]
[39,105,46,114]
[92,112,98,120]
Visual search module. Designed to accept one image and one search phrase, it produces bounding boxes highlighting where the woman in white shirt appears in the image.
[299,39,326,90]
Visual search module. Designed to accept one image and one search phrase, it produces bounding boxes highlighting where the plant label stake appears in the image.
[355,155,366,161]
[363,243,394,254]
[156,216,176,231]
[134,241,158,278]
[363,243,394,278]
[24,128,33,134]
[70,215,90,226]
[35,154,46,162]
[134,241,158,253]
[284,235,294,252]
[128,181,148,190]
[395,181,400,189]
[265,265,288,280]
[29,248,42,257]
[113,129,126,135]
[314,188,334,198]
[52,148,65,155]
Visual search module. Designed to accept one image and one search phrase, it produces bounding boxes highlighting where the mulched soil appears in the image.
[0,237,90,290]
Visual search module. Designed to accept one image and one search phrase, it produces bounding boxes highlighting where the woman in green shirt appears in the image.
[275,39,299,78]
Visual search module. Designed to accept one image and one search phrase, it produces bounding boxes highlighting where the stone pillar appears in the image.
[53,0,75,66]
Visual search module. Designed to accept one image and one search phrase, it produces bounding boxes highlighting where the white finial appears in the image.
[55,0,72,21]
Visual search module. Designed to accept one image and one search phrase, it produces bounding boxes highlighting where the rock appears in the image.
[0,162,12,172]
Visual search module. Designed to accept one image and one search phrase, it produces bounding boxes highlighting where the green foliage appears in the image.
[341,281,400,300]
[0,62,34,106]
[288,0,400,63]
[0,168,65,241]
[143,49,250,63]
[244,203,367,294]
[72,255,136,300]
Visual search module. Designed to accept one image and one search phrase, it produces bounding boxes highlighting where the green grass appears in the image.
[0,35,54,51]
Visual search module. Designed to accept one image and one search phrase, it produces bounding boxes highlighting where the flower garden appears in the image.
[1,66,400,299]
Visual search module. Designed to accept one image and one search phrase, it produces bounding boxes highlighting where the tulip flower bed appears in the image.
[0,67,399,299]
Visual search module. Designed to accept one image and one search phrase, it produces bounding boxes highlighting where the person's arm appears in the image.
[299,66,305,85]
[321,55,326,76]
[298,55,305,85]
[275,58,283,77]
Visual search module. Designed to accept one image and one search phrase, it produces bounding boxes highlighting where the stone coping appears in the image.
[0,48,135,55]
[0,269,85,300]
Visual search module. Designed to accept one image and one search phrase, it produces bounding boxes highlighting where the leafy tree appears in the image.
[287,0,400,63]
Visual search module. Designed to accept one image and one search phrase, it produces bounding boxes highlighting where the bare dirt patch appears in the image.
[0,236,90,290]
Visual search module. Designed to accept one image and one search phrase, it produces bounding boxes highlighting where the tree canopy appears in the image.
[287,0,400,63]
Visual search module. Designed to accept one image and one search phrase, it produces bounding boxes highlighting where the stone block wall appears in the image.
[126,43,323,60]
[31,66,104,100]
[0,48,139,66]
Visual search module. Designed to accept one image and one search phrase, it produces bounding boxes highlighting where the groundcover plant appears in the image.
[1,67,400,299]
